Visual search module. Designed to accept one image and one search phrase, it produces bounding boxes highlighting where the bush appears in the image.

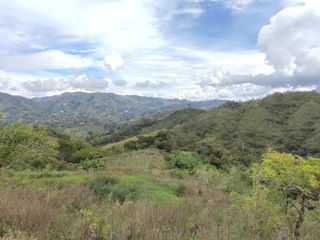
[89,176,118,198]
[170,169,188,179]
[111,183,140,203]
[124,135,155,150]
[88,176,140,203]
[81,159,106,171]
[57,139,97,163]
[0,122,57,170]
[193,138,231,167]
[154,131,175,152]
[70,148,105,164]
[176,182,200,197]
[166,151,205,171]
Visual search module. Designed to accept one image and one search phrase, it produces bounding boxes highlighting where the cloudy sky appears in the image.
[0,0,319,100]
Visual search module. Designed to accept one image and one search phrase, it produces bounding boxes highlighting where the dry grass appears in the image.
[0,187,59,239]
[64,183,100,210]
[0,184,99,239]
[0,183,232,240]
[86,190,231,240]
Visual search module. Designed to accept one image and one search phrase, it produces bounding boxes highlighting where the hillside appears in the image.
[100,91,320,164]
[0,92,224,130]
[93,108,207,145]
[1,91,320,240]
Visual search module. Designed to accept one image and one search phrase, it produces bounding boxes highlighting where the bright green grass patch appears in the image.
[88,173,179,204]
[0,169,90,188]
[117,174,179,203]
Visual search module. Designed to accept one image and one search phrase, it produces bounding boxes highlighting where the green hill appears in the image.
[100,91,320,165]
[0,92,224,131]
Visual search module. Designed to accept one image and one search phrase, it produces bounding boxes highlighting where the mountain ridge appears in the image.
[0,91,225,130]
[98,91,320,164]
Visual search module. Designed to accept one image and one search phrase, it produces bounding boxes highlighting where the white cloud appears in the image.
[135,80,168,88]
[68,73,110,91]
[258,2,320,76]
[0,71,10,89]
[104,53,125,71]
[23,77,68,92]
[198,0,320,92]
[175,7,204,17]
[0,0,165,69]
[112,79,127,86]
[223,0,255,11]
[0,50,99,71]
[189,0,255,12]
[1,71,110,97]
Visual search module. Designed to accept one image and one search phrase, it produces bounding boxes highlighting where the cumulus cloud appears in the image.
[22,73,110,93]
[0,50,98,71]
[198,69,320,88]
[112,79,127,86]
[258,2,320,76]
[23,77,68,92]
[104,53,125,71]
[0,71,10,89]
[135,80,168,88]
[0,0,164,52]
[68,73,110,91]
[198,0,320,91]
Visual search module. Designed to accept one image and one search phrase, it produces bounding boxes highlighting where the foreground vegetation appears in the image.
[1,92,320,239]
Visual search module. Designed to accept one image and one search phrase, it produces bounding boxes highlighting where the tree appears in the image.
[57,139,96,163]
[0,122,57,169]
[236,151,320,240]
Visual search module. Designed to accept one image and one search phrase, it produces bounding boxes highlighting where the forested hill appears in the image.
[98,91,320,165]
[0,92,224,130]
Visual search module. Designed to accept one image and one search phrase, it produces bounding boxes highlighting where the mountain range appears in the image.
[0,92,225,130]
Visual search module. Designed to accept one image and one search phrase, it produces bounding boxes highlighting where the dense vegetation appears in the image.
[0,92,224,132]
[0,91,320,240]
[98,91,320,165]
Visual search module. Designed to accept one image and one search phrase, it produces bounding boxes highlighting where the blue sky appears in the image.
[0,0,319,100]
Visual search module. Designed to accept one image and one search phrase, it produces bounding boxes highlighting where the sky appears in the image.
[0,0,319,100]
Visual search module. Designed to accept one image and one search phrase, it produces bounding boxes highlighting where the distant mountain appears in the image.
[0,92,225,130]
[98,91,320,165]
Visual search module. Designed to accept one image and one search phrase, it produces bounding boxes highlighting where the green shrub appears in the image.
[88,176,140,203]
[111,182,140,203]
[48,212,78,240]
[154,131,175,152]
[124,135,155,151]
[57,139,95,163]
[124,140,140,150]
[170,169,189,179]
[81,158,106,171]
[0,224,9,238]
[89,176,118,198]
[166,151,205,171]
[0,122,58,170]
[70,148,105,164]
[193,138,231,167]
